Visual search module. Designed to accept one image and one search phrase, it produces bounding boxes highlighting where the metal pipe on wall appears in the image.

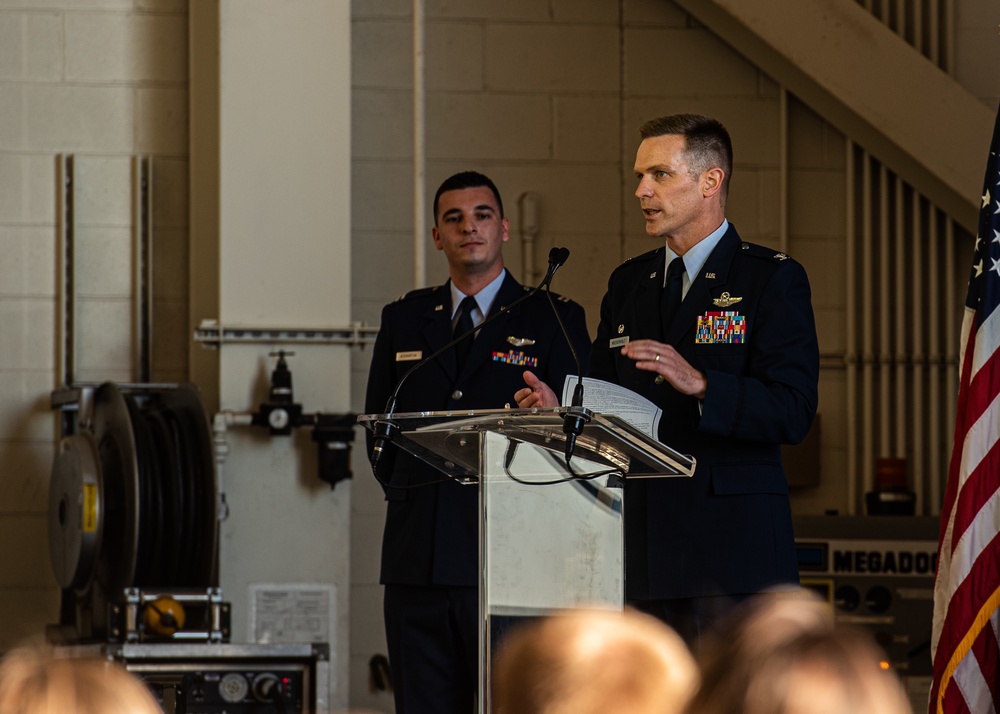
[845,143,858,514]
[878,165,891,463]
[56,154,77,387]
[519,192,540,285]
[914,0,925,57]
[940,218,958,514]
[779,89,789,253]
[862,151,875,506]
[927,206,950,513]
[911,193,926,513]
[929,0,940,63]
[943,0,955,76]
[894,180,907,472]
[413,0,426,289]
[132,156,153,384]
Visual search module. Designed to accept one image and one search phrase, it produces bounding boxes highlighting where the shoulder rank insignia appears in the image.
[740,243,795,262]
[712,292,743,308]
[507,336,535,347]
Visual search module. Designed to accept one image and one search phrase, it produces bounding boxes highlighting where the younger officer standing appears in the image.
[364,171,591,714]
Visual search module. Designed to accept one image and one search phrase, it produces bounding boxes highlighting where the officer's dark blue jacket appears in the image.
[365,271,591,586]
[590,224,819,600]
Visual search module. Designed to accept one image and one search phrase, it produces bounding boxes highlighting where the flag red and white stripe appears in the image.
[928,104,1000,714]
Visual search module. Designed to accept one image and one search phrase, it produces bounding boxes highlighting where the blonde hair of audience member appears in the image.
[491,608,699,714]
[687,592,912,714]
[0,644,161,714]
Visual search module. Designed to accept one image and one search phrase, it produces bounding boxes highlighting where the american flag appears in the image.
[928,104,1000,714]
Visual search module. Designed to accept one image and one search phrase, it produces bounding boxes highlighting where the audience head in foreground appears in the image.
[492,607,698,714]
[0,644,161,714]
[686,591,912,714]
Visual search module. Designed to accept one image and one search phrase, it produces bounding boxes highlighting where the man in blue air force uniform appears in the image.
[517,115,820,647]
[365,171,591,714]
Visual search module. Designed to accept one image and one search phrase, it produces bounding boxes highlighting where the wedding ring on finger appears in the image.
[654,353,661,362]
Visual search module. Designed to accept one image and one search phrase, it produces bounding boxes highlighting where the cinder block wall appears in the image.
[0,0,996,710]
[347,0,999,711]
[0,0,187,651]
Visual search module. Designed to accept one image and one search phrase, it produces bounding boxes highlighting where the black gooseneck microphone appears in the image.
[527,247,590,465]
[369,247,573,472]
[551,286,588,464]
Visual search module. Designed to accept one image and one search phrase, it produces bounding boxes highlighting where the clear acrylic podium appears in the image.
[358,407,695,713]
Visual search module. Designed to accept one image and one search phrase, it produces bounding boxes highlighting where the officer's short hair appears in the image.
[639,114,732,198]
[433,171,504,224]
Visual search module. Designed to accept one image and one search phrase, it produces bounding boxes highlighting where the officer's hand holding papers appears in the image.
[560,376,662,440]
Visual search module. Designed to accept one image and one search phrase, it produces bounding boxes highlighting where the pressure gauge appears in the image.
[268,408,290,431]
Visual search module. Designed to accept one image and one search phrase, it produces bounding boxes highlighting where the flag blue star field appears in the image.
[928,104,1000,714]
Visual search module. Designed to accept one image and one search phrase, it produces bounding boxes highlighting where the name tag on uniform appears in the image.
[396,350,422,361]
[610,336,629,348]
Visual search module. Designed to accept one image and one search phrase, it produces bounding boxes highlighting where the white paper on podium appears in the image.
[561,376,662,438]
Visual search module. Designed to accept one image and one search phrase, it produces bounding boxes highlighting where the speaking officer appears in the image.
[365,171,591,714]
[517,114,820,647]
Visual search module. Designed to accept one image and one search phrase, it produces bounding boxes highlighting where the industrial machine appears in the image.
[47,380,334,713]
[794,514,939,711]
[49,382,222,644]
[56,641,328,714]
[47,159,351,711]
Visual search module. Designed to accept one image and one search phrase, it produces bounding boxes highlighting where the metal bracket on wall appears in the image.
[133,156,153,383]
[193,319,379,348]
[56,154,155,386]
[56,154,77,387]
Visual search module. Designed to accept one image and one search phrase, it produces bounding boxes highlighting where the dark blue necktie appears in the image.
[661,257,686,332]
[453,296,477,372]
